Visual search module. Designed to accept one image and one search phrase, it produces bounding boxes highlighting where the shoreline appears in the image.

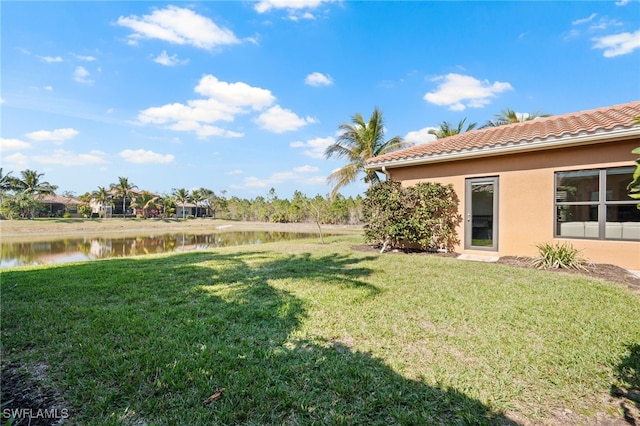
[0,218,363,242]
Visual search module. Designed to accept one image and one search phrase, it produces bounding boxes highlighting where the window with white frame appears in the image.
[555,167,640,240]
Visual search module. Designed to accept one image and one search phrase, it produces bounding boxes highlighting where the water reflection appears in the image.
[0,231,321,268]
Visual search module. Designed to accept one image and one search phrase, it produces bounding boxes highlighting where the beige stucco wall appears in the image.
[386,139,640,270]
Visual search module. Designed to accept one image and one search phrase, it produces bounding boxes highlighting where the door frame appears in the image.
[465,176,499,251]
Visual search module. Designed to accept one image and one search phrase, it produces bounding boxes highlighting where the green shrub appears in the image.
[363,180,462,252]
[531,242,590,271]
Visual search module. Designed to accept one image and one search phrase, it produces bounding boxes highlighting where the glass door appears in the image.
[465,177,499,250]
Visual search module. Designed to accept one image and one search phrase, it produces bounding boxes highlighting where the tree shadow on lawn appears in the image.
[1,250,518,425]
[611,343,640,424]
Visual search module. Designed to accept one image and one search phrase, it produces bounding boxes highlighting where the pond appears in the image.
[0,231,323,268]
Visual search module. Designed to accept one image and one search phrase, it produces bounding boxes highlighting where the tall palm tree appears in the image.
[428,118,477,139]
[172,188,191,219]
[13,169,58,195]
[110,177,137,218]
[325,107,413,198]
[482,108,551,128]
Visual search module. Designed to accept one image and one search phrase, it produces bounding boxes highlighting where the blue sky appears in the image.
[2,1,639,199]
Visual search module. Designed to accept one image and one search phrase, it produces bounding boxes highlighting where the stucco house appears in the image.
[366,101,640,270]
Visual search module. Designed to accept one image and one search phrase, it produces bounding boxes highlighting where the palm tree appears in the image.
[172,188,191,219]
[482,108,551,128]
[428,118,477,139]
[131,191,159,218]
[0,168,16,193]
[110,177,137,218]
[0,168,17,205]
[91,186,112,217]
[13,169,58,195]
[325,107,413,198]
[161,195,176,218]
[191,189,204,218]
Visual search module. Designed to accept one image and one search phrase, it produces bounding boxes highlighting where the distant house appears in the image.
[175,202,205,218]
[366,101,640,270]
[36,194,84,217]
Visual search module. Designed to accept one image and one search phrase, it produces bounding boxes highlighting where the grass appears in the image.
[1,235,639,424]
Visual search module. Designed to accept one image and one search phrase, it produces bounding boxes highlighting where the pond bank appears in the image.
[0,218,363,242]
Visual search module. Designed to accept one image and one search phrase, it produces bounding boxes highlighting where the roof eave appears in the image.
[366,126,640,171]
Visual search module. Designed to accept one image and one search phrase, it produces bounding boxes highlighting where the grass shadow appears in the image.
[1,250,517,424]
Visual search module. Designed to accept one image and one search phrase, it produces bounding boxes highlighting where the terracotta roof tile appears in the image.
[367,101,640,166]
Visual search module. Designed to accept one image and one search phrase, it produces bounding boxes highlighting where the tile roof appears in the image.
[367,101,640,167]
[36,194,83,205]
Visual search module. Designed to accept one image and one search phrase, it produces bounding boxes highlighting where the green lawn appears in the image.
[1,235,639,425]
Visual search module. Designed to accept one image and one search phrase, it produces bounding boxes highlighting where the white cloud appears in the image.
[119,149,175,164]
[225,169,243,175]
[39,55,62,63]
[589,17,623,32]
[404,128,437,144]
[572,13,597,26]
[74,66,92,84]
[196,125,244,139]
[139,100,242,125]
[26,128,79,142]
[288,12,316,21]
[615,0,630,5]
[116,6,240,50]
[255,105,316,133]
[139,74,275,137]
[0,138,31,152]
[195,75,275,109]
[254,0,332,13]
[305,72,333,86]
[2,152,29,168]
[592,30,640,57]
[139,74,311,138]
[290,136,334,158]
[34,149,107,166]
[293,165,319,173]
[232,165,324,190]
[153,50,188,66]
[44,86,53,91]
[423,73,513,111]
[236,176,268,188]
[71,53,96,61]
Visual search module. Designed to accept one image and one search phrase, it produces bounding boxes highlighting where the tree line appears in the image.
[0,169,364,224]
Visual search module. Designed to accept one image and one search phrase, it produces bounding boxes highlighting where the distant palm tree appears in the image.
[482,108,551,128]
[428,118,477,139]
[91,186,112,217]
[13,169,58,195]
[172,188,191,219]
[191,189,204,218]
[132,191,159,218]
[0,168,16,193]
[110,177,137,218]
[161,195,176,218]
[325,107,413,198]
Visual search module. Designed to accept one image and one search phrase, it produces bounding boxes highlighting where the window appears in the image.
[555,167,640,240]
